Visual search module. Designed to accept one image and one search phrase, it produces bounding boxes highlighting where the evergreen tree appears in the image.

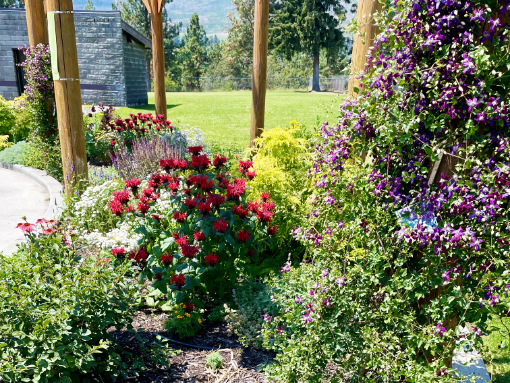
[84,0,95,10]
[224,0,254,78]
[179,13,209,91]
[270,0,353,91]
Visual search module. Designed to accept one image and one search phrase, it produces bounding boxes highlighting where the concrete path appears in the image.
[0,167,49,254]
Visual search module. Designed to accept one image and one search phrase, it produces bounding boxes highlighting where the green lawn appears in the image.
[482,316,510,382]
[117,91,344,151]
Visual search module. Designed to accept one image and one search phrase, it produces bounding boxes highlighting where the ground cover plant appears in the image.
[261,0,510,381]
[117,91,343,151]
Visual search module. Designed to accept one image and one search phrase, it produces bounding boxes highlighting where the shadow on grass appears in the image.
[490,355,510,383]
[127,104,181,112]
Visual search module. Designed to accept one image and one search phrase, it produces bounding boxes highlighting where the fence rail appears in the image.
[165,76,349,93]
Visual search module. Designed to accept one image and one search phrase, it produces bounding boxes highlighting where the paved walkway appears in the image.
[0,167,49,255]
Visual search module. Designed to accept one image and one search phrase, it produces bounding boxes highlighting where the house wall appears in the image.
[0,9,149,106]
[0,10,28,100]
[122,33,149,106]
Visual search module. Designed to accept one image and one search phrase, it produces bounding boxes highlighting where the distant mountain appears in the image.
[73,0,233,39]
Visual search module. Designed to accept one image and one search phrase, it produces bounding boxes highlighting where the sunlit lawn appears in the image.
[482,316,510,382]
[117,91,344,151]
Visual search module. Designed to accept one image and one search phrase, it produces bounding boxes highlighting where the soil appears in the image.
[111,308,274,383]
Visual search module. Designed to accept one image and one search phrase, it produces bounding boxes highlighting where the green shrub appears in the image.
[0,220,139,382]
[0,96,15,138]
[0,141,27,164]
[205,351,223,370]
[10,95,33,142]
[208,304,227,323]
[22,138,63,181]
[163,302,203,339]
[228,279,279,349]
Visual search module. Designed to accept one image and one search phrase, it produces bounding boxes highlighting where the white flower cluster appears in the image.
[82,220,142,252]
[74,179,124,224]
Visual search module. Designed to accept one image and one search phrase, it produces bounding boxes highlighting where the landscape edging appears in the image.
[0,162,64,220]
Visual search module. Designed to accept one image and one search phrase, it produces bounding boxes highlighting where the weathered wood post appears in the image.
[348,0,382,98]
[23,0,48,45]
[250,0,270,145]
[142,0,167,118]
[46,0,88,195]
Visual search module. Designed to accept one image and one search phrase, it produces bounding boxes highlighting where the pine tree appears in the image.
[179,13,209,91]
[270,0,353,91]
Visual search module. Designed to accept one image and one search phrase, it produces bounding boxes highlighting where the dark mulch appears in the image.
[111,308,274,383]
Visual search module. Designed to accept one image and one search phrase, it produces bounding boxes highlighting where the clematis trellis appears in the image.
[266,0,510,380]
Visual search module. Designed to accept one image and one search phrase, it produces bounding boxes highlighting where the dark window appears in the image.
[12,49,27,96]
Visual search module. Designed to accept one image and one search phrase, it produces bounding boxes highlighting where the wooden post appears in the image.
[250,0,269,145]
[348,0,382,98]
[141,0,167,118]
[46,0,88,195]
[24,0,49,45]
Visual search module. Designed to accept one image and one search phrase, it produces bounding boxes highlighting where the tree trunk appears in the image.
[312,53,320,92]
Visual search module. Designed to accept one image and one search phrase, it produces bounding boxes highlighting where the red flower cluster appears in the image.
[205,253,219,266]
[160,158,188,173]
[191,154,211,170]
[213,155,227,168]
[197,201,212,215]
[184,198,198,209]
[208,193,225,207]
[188,174,214,192]
[161,254,174,267]
[213,219,229,233]
[227,178,246,199]
[193,231,206,241]
[129,248,149,265]
[109,199,125,216]
[113,190,130,204]
[111,247,126,258]
[125,178,141,195]
[188,146,203,155]
[181,244,199,259]
[237,231,250,242]
[268,226,278,235]
[260,192,270,202]
[173,233,189,246]
[233,204,248,219]
[171,273,186,287]
[173,211,187,223]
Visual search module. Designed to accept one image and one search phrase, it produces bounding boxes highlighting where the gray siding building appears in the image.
[0,9,151,106]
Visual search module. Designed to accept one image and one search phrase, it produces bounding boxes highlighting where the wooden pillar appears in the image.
[24,0,49,45]
[46,0,88,195]
[348,0,383,98]
[250,0,269,144]
[142,0,167,118]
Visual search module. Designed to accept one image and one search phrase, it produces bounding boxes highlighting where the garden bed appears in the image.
[113,308,273,383]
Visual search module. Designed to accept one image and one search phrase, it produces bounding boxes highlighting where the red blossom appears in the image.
[188,146,203,155]
[129,248,149,265]
[173,233,189,247]
[246,249,255,257]
[171,273,186,287]
[161,254,174,267]
[167,182,180,192]
[247,201,260,213]
[154,272,163,280]
[268,226,278,235]
[184,198,198,209]
[152,214,161,221]
[125,178,141,194]
[142,188,155,198]
[113,190,131,205]
[238,160,253,171]
[183,302,194,313]
[213,219,229,233]
[193,231,206,241]
[111,247,126,258]
[245,171,257,180]
[262,201,275,211]
[257,209,273,223]
[233,204,248,219]
[191,154,211,170]
[213,155,227,168]
[160,158,176,172]
[197,202,212,215]
[260,192,270,202]
[173,211,187,223]
[205,253,219,266]
[208,193,225,207]
[227,178,246,199]
[137,201,150,214]
[181,244,199,258]
[237,231,250,242]
[110,199,124,216]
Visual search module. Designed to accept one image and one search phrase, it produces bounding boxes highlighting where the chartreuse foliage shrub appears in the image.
[106,146,276,337]
[0,96,15,138]
[0,136,12,152]
[0,220,139,382]
[262,0,510,381]
[246,120,314,250]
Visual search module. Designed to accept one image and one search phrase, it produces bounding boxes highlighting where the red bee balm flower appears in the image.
[111,247,126,258]
[125,178,141,194]
[245,171,257,180]
[191,154,211,170]
[181,244,199,258]
[260,192,270,202]
[233,204,248,219]
[188,146,203,155]
[173,233,189,247]
[213,155,227,168]
[160,254,174,267]
[194,231,206,241]
[109,200,124,216]
[208,193,225,207]
[113,190,130,205]
[213,219,229,233]
[205,253,219,266]
[268,226,278,235]
[197,202,212,216]
[227,178,246,199]
[237,231,250,242]
[171,273,186,287]
[173,211,187,223]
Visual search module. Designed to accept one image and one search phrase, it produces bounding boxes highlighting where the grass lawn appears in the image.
[116,91,344,151]
[482,316,510,382]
